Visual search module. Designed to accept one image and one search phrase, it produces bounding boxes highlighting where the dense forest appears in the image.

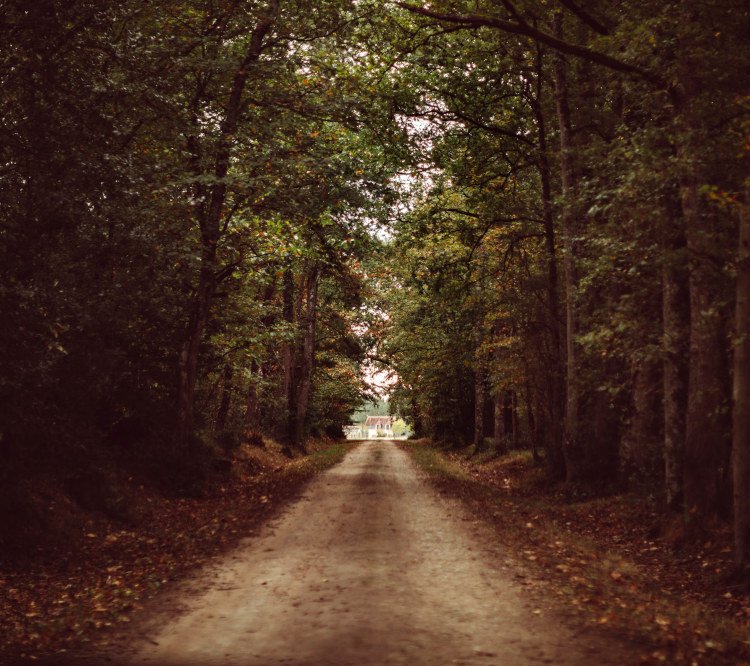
[1,0,398,486]
[1,0,749,626]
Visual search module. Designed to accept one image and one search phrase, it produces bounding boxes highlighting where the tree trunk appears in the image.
[243,277,278,444]
[733,189,750,571]
[281,266,297,443]
[215,363,233,432]
[411,395,424,439]
[511,390,519,450]
[243,360,261,442]
[177,250,217,449]
[494,388,507,454]
[533,386,547,464]
[621,354,661,483]
[176,5,278,449]
[293,266,320,449]
[552,12,583,481]
[531,42,566,478]
[474,361,487,451]
[677,58,729,521]
[662,192,690,510]
[524,380,541,463]
[503,391,514,446]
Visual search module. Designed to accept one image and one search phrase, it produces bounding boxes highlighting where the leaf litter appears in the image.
[0,440,350,663]
[406,441,750,666]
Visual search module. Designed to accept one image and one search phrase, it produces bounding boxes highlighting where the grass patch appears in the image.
[278,439,354,482]
[303,440,353,470]
[407,441,471,482]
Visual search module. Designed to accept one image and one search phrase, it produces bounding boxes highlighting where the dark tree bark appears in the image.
[530,42,565,477]
[177,254,218,449]
[733,189,750,571]
[281,266,297,443]
[620,354,661,482]
[243,279,277,445]
[292,266,320,449]
[473,359,487,451]
[552,12,583,482]
[243,360,261,443]
[524,380,541,463]
[215,363,233,432]
[503,390,515,446]
[511,390,519,450]
[411,395,424,439]
[494,388,507,454]
[662,192,690,511]
[676,52,730,521]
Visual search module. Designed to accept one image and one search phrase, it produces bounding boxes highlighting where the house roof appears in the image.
[364,416,392,427]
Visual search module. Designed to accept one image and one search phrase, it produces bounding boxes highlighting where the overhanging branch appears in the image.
[396,3,666,89]
[555,0,611,35]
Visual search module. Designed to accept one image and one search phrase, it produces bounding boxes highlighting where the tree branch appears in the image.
[555,0,611,35]
[396,3,666,89]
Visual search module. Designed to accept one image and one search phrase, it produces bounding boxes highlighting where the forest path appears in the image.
[106,440,638,665]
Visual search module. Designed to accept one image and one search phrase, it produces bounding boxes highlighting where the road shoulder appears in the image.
[402,440,749,666]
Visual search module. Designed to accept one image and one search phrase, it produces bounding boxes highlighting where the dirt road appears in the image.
[106,441,637,665]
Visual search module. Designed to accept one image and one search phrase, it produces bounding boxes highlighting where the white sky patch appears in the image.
[363,361,397,397]
[352,311,398,398]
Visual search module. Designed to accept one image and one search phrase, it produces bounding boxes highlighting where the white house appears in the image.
[364,416,393,439]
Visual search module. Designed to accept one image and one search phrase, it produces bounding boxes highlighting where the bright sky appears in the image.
[363,362,396,397]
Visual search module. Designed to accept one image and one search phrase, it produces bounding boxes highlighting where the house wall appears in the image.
[366,423,393,438]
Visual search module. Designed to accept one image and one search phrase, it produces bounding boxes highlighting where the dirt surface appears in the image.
[68,441,641,665]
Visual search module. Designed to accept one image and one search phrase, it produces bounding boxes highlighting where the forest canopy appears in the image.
[1,0,749,572]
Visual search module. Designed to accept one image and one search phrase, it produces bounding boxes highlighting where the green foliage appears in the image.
[374,0,749,487]
[0,0,406,480]
[351,398,390,423]
[1,0,748,519]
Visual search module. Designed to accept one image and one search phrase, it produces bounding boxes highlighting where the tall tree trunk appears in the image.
[552,12,583,481]
[494,388,507,454]
[503,391,515,446]
[243,360,260,442]
[177,253,217,448]
[621,354,661,483]
[474,360,487,451]
[662,192,690,510]
[531,42,566,477]
[176,5,278,449]
[524,380,541,463]
[677,57,729,522]
[733,189,750,571]
[243,278,277,445]
[215,363,233,432]
[281,267,297,443]
[293,266,320,449]
[284,265,309,443]
[411,395,424,439]
[534,387,547,464]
